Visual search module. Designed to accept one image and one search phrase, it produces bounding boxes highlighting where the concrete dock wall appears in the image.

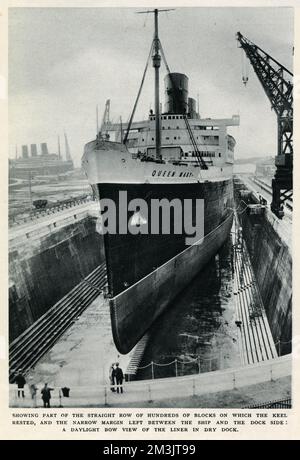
[234,181,292,354]
[9,216,104,342]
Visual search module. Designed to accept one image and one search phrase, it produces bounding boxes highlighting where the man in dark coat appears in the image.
[113,363,124,394]
[15,370,26,398]
[109,364,116,392]
[41,383,54,408]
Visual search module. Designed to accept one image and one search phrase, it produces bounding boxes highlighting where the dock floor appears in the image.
[10,356,291,408]
[24,294,130,389]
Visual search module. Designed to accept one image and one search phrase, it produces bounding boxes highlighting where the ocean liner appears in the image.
[82,10,239,354]
[10,135,73,179]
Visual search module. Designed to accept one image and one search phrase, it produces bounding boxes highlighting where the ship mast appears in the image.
[123,8,174,161]
[124,9,174,157]
[151,9,174,159]
[153,9,161,160]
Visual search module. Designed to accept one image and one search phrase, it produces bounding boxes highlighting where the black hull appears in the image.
[110,213,233,354]
[96,180,233,297]
[95,179,234,353]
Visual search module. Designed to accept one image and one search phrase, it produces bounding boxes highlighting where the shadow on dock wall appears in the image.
[9,217,104,342]
[234,181,292,355]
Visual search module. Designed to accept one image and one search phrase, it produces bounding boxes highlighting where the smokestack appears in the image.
[41,142,49,155]
[64,132,72,162]
[188,98,197,118]
[164,73,189,115]
[30,144,38,157]
[22,145,29,159]
[58,135,61,159]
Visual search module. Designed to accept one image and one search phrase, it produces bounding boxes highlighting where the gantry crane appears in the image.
[236,32,293,219]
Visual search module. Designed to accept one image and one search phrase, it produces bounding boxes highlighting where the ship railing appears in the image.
[243,398,291,409]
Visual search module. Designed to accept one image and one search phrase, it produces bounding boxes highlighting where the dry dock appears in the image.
[9,176,292,407]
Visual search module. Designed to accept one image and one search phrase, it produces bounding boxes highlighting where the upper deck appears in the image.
[106,114,239,167]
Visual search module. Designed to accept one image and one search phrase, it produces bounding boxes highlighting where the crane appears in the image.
[236,32,293,219]
[98,99,111,138]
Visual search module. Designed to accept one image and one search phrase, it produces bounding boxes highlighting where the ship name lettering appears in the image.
[152,170,176,178]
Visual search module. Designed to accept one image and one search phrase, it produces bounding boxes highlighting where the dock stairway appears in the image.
[232,215,278,365]
[125,333,150,381]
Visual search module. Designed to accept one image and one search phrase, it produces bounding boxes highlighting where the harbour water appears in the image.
[136,234,242,380]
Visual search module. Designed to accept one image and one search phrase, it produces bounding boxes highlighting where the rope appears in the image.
[183,115,208,171]
[136,362,152,370]
[158,39,171,74]
[123,40,154,144]
[152,360,176,367]
[178,357,199,364]
[134,355,221,371]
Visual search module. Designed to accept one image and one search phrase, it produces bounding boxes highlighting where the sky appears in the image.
[8,7,294,166]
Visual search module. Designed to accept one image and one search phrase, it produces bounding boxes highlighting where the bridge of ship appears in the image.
[106,115,239,166]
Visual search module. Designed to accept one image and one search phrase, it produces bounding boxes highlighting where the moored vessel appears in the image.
[82,9,239,354]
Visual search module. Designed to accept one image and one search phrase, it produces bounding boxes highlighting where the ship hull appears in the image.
[109,211,233,354]
[95,179,234,353]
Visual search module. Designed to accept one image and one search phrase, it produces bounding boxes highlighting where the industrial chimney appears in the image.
[30,144,38,157]
[64,132,73,163]
[41,143,49,156]
[22,145,29,159]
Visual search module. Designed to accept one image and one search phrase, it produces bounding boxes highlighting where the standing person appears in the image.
[114,363,124,394]
[41,383,54,408]
[28,379,38,407]
[109,364,116,392]
[15,369,26,398]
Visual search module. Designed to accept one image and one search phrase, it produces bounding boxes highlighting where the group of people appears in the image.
[14,369,54,407]
[109,362,124,394]
[14,364,125,404]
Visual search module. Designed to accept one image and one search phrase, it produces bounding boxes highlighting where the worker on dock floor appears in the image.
[15,369,26,398]
[113,363,124,394]
[28,378,38,407]
[109,364,116,392]
[41,383,54,408]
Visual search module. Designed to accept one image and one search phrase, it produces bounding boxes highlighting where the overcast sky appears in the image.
[9,7,294,166]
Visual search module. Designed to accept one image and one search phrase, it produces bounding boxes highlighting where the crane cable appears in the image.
[241,49,249,86]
